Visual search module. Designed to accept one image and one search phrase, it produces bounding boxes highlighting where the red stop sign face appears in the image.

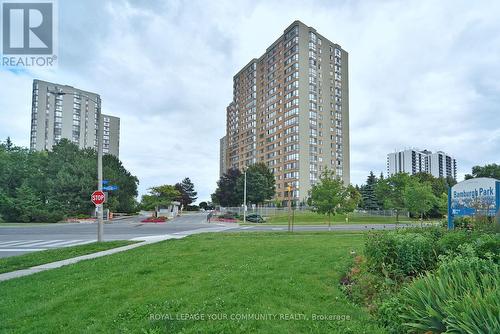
[91,191,105,205]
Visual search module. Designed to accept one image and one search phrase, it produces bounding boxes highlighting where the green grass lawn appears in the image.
[0,232,384,333]
[0,240,136,274]
[246,211,425,225]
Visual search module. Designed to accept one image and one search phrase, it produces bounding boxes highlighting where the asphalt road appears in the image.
[0,212,420,258]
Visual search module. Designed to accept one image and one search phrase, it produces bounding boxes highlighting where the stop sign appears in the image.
[91,191,106,205]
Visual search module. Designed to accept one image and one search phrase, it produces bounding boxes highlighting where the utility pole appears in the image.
[96,98,104,242]
[243,168,247,223]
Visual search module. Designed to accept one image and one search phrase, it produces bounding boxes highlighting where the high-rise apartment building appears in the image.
[219,135,227,177]
[223,21,350,204]
[427,151,457,180]
[387,149,457,180]
[30,79,120,157]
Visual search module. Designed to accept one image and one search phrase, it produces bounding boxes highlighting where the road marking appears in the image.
[67,240,95,246]
[42,240,85,247]
[241,226,254,230]
[271,228,284,230]
[0,240,44,246]
[0,248,47,252]
[0,240,95,249]
[18,240,64,247]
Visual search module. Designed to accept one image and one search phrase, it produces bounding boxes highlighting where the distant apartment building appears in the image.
[219,135,227,177]
[223,21,350,204]
[387,149,457,180]
[30,79,120,157]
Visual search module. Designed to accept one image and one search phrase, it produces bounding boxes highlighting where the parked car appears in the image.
[245,214,264,223]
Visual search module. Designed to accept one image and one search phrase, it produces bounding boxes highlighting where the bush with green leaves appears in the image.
[472,233,500,262]
[453,216,473,229]
[376,296,405,334]
[437,230,471,254]
[365,230,439,279]
[398,245,499,333]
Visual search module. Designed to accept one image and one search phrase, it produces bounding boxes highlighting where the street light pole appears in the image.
[243,168,247,223]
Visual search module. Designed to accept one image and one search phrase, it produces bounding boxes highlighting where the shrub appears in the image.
[453,216,473,229]
[376,296,405,334]
[398,245,499,333]
[472,234,500,262]
[34,211,64,223]
[218,212,239,219]
[437,230,471,254]
[365,231,439,279]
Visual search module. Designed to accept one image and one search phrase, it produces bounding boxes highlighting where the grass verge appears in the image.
[244,212,432,225]
[0,232,384,333]
[0,240,136,274]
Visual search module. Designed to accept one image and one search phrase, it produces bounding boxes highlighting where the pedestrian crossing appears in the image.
[0,239,95,252]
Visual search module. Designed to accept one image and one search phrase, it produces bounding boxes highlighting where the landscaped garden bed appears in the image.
[341,221,500,333]
[141,216,168,223]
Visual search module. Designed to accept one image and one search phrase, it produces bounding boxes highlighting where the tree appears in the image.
[199,201,208,210]
[247,163,275,202]
[375,173,412,222]
[309,169,360,229]
[212,168,242,207]
[404,181,436,222]
[436,193,448,217]
[175,177,197,209]
[4,137,13,151]
[343,184,362,214]
[103,154,139,213]
[235,163,276,205]
[360,171,379,210]
[14,182,44,223]
[141,185,180,216]
[0,138,139,222]
[465,164,500,180]
[413,172,455,218]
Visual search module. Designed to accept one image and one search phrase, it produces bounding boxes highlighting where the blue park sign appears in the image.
[447,177,500,229]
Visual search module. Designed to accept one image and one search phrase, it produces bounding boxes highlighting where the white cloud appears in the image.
[0,0,499,202]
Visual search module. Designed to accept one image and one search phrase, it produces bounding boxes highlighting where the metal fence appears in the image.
[217,206,409,218]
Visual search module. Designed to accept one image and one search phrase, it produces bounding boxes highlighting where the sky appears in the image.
[1,0,499,203]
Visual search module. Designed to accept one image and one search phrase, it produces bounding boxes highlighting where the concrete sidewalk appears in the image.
[0,234,184,282]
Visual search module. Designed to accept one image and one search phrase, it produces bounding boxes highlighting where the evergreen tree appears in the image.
[360,171,379,210]
[0,138,139,222]
[175,177,197,209]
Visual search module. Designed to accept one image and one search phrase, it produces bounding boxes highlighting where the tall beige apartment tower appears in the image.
[30,79,120,157]
[223,21,350,204]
